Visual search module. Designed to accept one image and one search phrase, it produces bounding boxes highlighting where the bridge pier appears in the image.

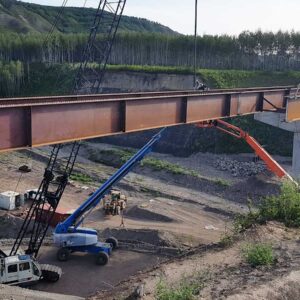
[255,112,300,178]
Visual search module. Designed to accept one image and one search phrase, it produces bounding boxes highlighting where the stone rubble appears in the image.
[214,157,266,177]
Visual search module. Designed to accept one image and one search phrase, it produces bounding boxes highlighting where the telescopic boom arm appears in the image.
[55,128,166,234]
[197,119,295,182]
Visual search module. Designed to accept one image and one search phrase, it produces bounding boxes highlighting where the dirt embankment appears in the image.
[125,205,175,223]
[84,142,281,206]
[91,222,300,300]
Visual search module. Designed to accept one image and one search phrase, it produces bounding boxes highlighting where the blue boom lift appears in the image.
[53,128,165,265]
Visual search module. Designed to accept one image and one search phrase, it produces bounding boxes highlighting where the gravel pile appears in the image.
[214,157,266,177]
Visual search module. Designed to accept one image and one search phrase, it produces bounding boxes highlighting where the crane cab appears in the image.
[0,255,41,285]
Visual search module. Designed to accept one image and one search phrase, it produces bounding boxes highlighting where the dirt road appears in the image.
[33,247,161,298]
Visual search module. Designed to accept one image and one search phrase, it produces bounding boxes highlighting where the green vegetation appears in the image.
[156,273,207,300]
[233,182,300,234]
[0,60,24,97]
[199,69,300,89]
[156,281,198,300]
[98,147,201,177]
[219,232,234,248]
[21,63,76,97]
[70,172,93,184]
[107,66,300,88]
[220,183,300,250]
[0,0,175,34]
[214,179,231,188]
[13,62,300,95]
[0,27,300,71]
[260,182,300,227]
[142,158,199,177]
[107,64,194,74]
[242,243,275,267]
[90,147,232,190]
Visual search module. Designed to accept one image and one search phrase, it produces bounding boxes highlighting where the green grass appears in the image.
[260,182,300,227]
[106,64,194,75]
[156,281,198,300]
[142,157,199,177]
[156,273,207,300]
[199,69,300,89]
[70,172,93,184]
[95,147,201,178]
[90,147,232,190]
[219,232,235,248]
[214,178,231,187]
[242,243,275,267]
[104,66,300,89]
[233,182,300,235]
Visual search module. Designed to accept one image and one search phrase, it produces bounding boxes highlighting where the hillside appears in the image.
[0,0,176,34]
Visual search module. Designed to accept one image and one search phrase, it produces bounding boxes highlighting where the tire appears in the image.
[105,237,118,250]
[96,251,109,265]
[57,248,70,262]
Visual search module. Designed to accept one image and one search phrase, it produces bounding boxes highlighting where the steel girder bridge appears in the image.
[0,85,300,153]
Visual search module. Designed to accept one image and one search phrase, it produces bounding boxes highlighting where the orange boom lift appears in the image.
[197,119,294,182]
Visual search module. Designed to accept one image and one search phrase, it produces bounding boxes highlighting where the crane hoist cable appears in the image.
[43,0,69,46]
[13,151,32,195]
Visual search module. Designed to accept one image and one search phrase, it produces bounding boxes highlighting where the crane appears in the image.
[53,128,165,265]
[2,0,127,286]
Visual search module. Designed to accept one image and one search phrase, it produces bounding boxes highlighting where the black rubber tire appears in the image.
[96,251,109,265]
[105,237,118,250]
[57,248,70,262]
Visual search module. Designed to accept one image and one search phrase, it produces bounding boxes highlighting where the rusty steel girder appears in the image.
[0,86,297,152]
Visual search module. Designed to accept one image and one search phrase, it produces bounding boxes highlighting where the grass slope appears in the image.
[21,62,300,98]
[0,0,176,34]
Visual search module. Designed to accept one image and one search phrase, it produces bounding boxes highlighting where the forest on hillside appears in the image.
[0,30,299,72]
[1,30,300,97]
[0,0,175,34]
[0,61,24,96]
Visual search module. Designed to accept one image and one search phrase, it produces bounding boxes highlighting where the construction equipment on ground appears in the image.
[0,251,61,285]
[53,128,165,265]
[0,1,127,286]
[197,119,295,182]
[103,190,127,216]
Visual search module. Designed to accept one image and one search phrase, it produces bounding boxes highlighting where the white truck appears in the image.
[0,252,62,285]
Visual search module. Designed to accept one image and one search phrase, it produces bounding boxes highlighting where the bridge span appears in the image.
[0,86,299,152]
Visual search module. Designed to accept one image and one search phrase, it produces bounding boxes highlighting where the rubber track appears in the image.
[40,264,62,282]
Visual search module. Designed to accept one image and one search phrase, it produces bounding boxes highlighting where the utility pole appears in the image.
[194,0,198,88]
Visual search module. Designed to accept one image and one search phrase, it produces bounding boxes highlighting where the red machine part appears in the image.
[196,119,294,182]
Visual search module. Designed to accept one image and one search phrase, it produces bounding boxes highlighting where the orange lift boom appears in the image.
[197,119,294,182]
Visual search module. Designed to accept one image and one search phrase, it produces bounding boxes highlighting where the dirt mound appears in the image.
[228,175,280,205]
[125,205,175,223]
[102,228,180,248]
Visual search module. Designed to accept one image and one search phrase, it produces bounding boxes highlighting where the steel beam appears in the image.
[287,98,300,122]
[0,86,296,152]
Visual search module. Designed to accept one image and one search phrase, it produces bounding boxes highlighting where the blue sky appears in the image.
[20,0,300,35]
